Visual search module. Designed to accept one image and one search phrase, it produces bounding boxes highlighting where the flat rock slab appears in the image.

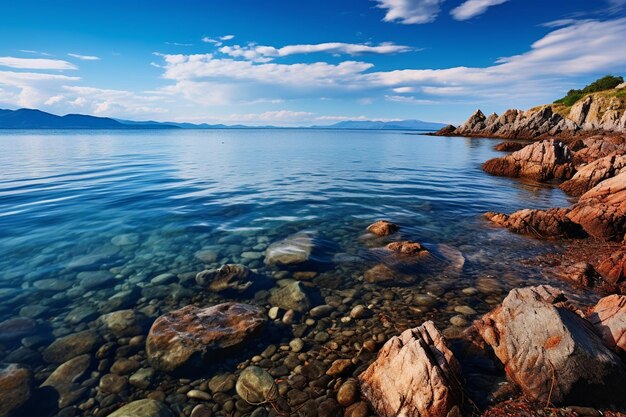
[146,302,266,372]
[359,321,463,417]
[475,285,626,406]
[588,294,626,355]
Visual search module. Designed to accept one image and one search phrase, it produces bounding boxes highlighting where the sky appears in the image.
[1,0,626,126]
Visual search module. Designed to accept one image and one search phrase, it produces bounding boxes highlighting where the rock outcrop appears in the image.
[588,295,626,355]
[474,286,626,406]
[561,153,626,196]
[146,302,266,372]
[482,140,574,181]
[435,92,626,140]
[494,141,526,152]
[484,209,585,239]
[359,321,463,417]
[567,172,626,241]
[596,249,626,289]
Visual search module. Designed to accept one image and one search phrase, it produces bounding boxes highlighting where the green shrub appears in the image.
[554,75,624,105]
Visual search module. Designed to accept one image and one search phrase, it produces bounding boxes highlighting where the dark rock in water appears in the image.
[236,366,278,405]
[268,279,318,313]
[561,153,626,196]
[494,141,526,152]
[99,309,149,338]
[196,264,254,293]
[106,399,174,417]
[0,363,32,417]
[99,373,127,394]
[43,331,101,364]
[78,270,116,290]
[359,321,463,417]
[434,124,456,136]
[146,302,266,372]
[366,220,399,237]
[566,172,626,241]
[41,354,91,408]
[33,278,72,292]
[482,140,574,182]
[588,294,626,355]
[0,317,37,342]
[484,208,585,239]
[264,231,317,267]
[474,285,626,406]
[363,264,415,286]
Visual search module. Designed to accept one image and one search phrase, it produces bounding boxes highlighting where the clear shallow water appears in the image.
[0,128,592,415]
[0,129,578,309]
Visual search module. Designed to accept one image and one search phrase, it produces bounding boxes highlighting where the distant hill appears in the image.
[0,108,446,131]
[0,108,178,129]
[312,119,447,131]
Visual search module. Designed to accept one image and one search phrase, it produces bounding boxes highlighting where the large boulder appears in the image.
[0,364,32,417]
[106,399,173,417]
[561,153,626,196]
[359,321,463,417]
[264,231,317,267]
[588,295,626,355]
[482,140,574,181]
[474,285,626,405]
[146,302,266,372]
[484,208,585,239]
[567,172,626,241]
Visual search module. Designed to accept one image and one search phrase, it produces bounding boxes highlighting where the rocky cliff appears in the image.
[436,87,626,140]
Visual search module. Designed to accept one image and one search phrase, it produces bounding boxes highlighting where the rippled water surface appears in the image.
[0,129,585,414]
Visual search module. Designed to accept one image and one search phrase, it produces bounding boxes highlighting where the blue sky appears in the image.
[1,0,626,125]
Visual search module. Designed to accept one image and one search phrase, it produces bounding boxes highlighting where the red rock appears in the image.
[0,364,32,417]
[561,153,626,196]
[359,321,463,417]
[597,249,626,285]
[366,220,399,236]
[588,295,626,355]
[385,241,428,255]
[494,141,526,152]
[482,140,575,181]
[567,172,626,241]
[146,302,266,372]
[484,208,585,239]
[474,285,626,406]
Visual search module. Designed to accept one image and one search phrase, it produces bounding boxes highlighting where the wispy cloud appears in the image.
[218,42,413,62]
[201,35,236,46]
[165,42,193,47]
[450,0,510,21]
[0,57,77,70]
[19,50,51,56]
[374,0,445,24]
[220,35,235,41]
[68,53,100,61]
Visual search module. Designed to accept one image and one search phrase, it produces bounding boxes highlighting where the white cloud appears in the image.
[218,42,412,62]
[68,53,100,61]
[19,50,51,56]
[450,0,510,21]
[202,35,235,46]
[220,35,235,41]
[220,110,315,124]
[385,95,435,104]
[375,0,445,24]
[0,57,77,70]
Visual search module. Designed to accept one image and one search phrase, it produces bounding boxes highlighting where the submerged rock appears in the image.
[264,231,317,267]
[43,331,100,364]
[196,264,254,293]
[385,241,429,256]
[146,302,266,372]
[366,220,399,237]
[99,309,149,338]
[588,295,626,355]
[567,172,626,241]
[41,354,91,408]
[484,208,585,239]
[236,366,278,405]
[268,280,316,313]
[106,399,173,417]
[0,317,37,342]
[0,363,32,417]
[482,140,574,181]
[474,285,626,405]
[364,263,415,286]
[359,321,463,417]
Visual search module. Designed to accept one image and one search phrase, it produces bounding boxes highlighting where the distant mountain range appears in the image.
[0,108,446,131]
